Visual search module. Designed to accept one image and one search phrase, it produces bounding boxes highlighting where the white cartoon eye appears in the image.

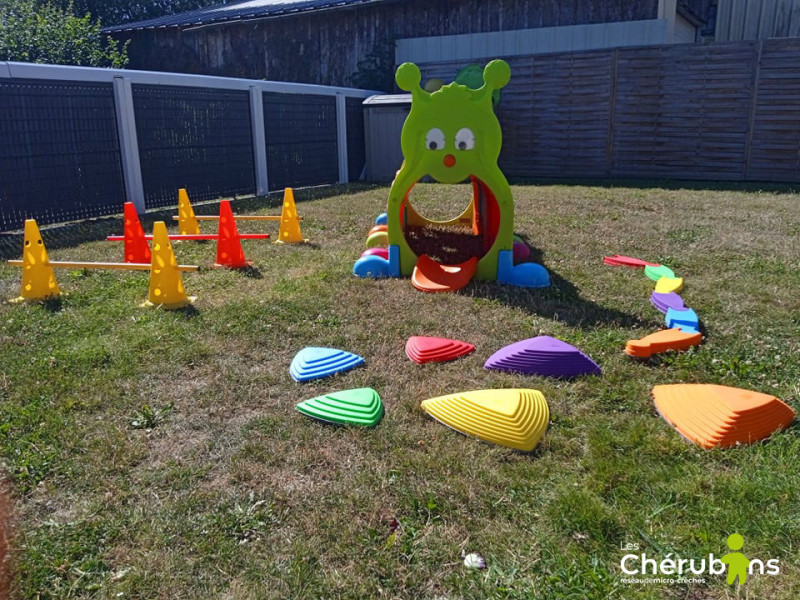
[455,128,475,150]
[425,128,446,150]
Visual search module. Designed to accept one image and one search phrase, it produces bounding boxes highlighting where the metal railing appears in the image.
[0,62,376,231]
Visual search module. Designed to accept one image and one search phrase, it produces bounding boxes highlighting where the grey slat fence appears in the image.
[417,38,800,183]
[0,62,376,232]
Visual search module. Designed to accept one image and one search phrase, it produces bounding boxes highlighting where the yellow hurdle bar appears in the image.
[171,215,302,221]
[8,260,198,272]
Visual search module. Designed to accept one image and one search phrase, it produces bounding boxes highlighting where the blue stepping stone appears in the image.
[665,307,699,332]
[676,326,701,335]
[353,255,391,278]
[497,250,550,288]
[290,347,365,382]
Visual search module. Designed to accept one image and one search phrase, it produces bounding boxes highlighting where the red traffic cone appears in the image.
[214,200,252,268]
[122,202,152,263]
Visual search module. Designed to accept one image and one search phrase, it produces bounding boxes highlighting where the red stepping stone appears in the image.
[603,255,661,268]
[405,336,476,364]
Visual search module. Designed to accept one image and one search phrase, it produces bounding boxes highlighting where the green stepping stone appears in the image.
[296,387,384,427]
[645,264,675,281]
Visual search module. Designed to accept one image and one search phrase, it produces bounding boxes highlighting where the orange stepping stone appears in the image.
[653,384,796,449]
[626,328,702,358]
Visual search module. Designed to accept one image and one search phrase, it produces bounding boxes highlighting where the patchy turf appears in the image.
[0,181,799,599]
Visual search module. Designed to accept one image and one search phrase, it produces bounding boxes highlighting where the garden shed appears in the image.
[362,94,410,182]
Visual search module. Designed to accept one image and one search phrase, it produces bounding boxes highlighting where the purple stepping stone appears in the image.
[650,291,687,314]
[484,336,602,378]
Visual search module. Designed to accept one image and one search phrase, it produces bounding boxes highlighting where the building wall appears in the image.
[716,0,800,41]
[396,20,672,65]
[115,0,661,88]
[675,13,699,43]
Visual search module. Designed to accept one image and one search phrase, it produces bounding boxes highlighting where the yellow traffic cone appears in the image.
[275,188,307,244]
[177,188,201,235]
[10,219,61,303]
[142,221,196,309]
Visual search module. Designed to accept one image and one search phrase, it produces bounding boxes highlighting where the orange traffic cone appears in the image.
[10,220,61,302]
[142,221,195,309]
[214,200,251,268]
[122,202,151,263]
[275,188,307,244]
[177,188,201,235]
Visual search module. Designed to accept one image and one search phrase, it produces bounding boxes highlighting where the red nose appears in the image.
[443,154,456,168]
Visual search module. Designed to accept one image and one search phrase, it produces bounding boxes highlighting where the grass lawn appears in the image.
[0,181,799,599]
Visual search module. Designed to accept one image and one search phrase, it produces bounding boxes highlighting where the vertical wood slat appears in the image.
[715,0,732,41]
[717,0,800,40]
[775,0,794,37]
[743,0,764,39]
[790,0,800,35]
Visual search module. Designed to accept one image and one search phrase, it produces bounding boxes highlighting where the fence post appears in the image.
[112,76,145,213]
[336,93,349,184]
[743,40,763,181]
[605,49,619,177]
[250,85,269,195]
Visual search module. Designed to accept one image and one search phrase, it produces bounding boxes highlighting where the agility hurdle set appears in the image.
[7,188,306,309]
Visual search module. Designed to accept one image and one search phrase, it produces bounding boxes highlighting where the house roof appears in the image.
[102,0,390,33]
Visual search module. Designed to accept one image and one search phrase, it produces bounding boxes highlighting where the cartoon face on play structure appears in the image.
[395,61,509,185]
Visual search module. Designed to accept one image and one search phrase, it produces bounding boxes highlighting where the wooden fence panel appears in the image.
[502,51,614,178]
[417,39,800,183]
[611,42,756,180]
[746,38,800,181]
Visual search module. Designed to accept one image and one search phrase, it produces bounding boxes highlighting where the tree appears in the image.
[0,0,128,67]
[49,1,233,27]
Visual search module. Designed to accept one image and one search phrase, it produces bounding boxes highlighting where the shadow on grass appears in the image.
[507,176,800,195]
[165,304,200,319]
[465,242,642,329]
[237,266,263,280]
[40,297,64,313]
[467,270,641,329]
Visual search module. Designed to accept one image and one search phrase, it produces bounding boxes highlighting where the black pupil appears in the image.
[428,141,437,150]
[458,141,467,150]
